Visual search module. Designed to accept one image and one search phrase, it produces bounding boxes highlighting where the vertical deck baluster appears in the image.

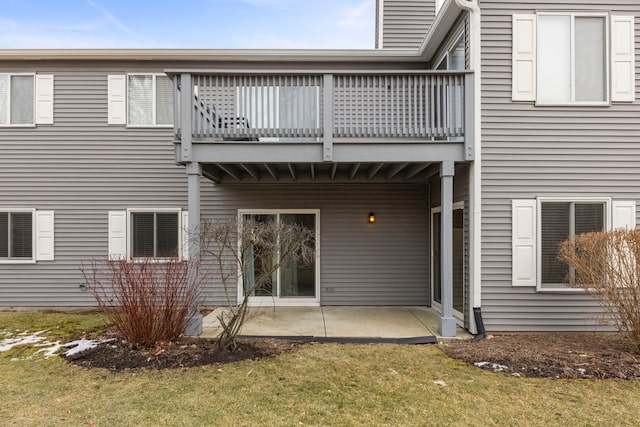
[407,75,413,137]
[383,76,388,137]
[365,75,371,138]
[416,75,424,138]
[372,76,377,137]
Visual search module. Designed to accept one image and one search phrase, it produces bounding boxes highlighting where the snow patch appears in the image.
[63,338,116,357]
[0,330,114,359]
[0,330,48,352]
[474,361,509,372]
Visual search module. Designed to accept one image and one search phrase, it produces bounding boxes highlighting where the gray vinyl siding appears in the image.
[480,1,640,331]
[0,64,192,306]
[380,0,436,49]
[200,183,430,306]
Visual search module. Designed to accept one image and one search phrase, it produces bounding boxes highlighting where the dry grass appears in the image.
[2,311,640,426]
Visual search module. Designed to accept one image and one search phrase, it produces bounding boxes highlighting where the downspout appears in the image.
[454,0,483,337]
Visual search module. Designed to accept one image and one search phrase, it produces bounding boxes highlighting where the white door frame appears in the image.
[430,201,465,323]
[237,209,321,307]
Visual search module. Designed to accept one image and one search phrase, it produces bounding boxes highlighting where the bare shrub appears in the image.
[81,258,201,348]
[559,228,640,351]
[199,217,315,351]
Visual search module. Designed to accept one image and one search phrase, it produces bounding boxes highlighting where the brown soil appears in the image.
[441,333,640,379]
[62,336,300,372]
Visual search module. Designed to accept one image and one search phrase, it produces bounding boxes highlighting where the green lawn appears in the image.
[1,311,639,426]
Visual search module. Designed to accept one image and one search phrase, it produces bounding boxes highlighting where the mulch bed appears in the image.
[62,336,300,372]
[441,333,640,379]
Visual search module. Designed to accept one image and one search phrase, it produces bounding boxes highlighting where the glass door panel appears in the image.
[242,214,277,297]
[280,214,316,298]
[242,212,317,301]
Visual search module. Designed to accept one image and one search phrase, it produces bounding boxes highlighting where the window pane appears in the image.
[155,76,173,125]
[11,212,32,258]
[538,15,571,103]
[0,213,8,258]
[453,209,464,313]
[10,75,34,125]
[433,212,441,304]
[242,214,277,297]
[280,214,315,298]
[450,38,465,71]
[541,202,570,284]
[128,75,153,125]
[132,213,154,257]
[156,213,178,257]
[575,17,606,102]
[0,75,7,125]
[575,203,604,235]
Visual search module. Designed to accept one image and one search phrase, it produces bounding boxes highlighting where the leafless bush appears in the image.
[559,228,640,352]
[81,258,201,348]
[199,217,315,351]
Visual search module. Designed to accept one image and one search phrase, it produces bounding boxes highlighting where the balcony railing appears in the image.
[173,71,468,143]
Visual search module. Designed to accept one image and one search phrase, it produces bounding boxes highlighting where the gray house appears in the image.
[0,0,637,336]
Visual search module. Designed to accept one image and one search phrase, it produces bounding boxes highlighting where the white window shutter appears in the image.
[181,210,189,260]
[611,16,635,102]
[612,201,636,230]
[107,75,126,125]
[108,211,127,259]
[35,210,54,261]
[512,14,537,101]
[512,200,537,286]
[35,75,54,125]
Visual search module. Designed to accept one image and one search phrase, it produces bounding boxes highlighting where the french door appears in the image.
[239,210,320,306]
[431,203,464,321]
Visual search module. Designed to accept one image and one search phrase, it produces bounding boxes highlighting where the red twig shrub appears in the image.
[81,258,201,348]
[559,228,640,352]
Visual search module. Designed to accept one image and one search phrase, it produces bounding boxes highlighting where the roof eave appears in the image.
[0,48,421,62]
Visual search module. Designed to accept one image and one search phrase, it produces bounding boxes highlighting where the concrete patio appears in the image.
[202,306,470,340]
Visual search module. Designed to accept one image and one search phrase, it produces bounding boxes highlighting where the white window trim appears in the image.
[126,208,184,262]
[535,12,611,107]
[536,197,611,292]
[237,209,321,307]
[0,73,36,128]
[430,202,465,324]
[126,73,173,128]
[0,208,36,264]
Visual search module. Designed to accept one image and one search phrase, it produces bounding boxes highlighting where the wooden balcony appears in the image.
[169,70,474,169]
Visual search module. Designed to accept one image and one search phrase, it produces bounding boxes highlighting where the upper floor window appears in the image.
[128,74,173,127]
[538,14,607,104]
[512,14,635,104]
[0,74,34,126]
[106,73,173,127]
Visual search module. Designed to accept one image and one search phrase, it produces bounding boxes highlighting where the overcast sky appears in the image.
[0,0,376,49]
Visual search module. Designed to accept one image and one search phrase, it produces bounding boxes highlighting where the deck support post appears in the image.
[180,73,193,163]
[185,161,202,336]
[439,161,457,337]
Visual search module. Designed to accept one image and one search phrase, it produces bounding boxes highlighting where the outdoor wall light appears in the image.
[368,212,376,223]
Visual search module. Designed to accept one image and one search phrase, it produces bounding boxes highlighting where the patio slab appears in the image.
[202,306,470,339]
